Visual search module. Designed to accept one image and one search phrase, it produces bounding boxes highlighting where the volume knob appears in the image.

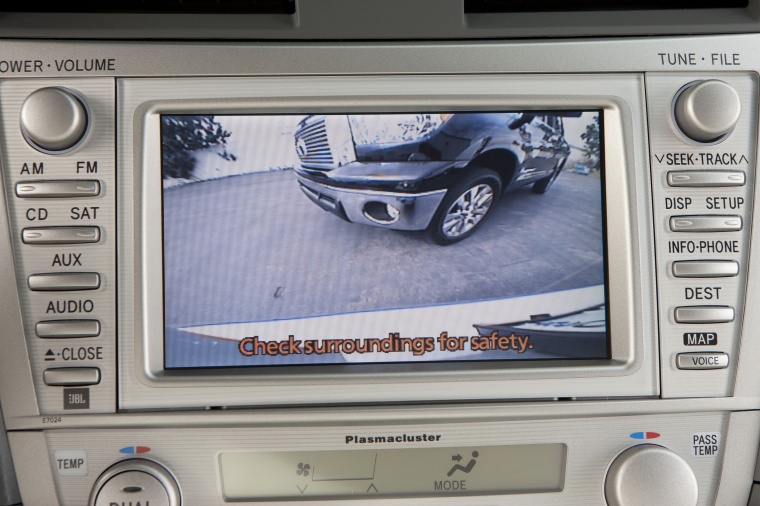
[673,79,741,143]
[20,87,89,153]
[605,445,697,506]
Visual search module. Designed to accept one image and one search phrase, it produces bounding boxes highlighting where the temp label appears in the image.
[54,450,88,477]
[692,432,721,457]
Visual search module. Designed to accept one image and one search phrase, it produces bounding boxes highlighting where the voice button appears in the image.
[676,352,729,370]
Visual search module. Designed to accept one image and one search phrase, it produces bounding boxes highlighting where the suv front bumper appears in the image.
[297,176,446,231]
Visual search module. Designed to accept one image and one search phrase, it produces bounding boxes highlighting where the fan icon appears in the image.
[296,463,311,477]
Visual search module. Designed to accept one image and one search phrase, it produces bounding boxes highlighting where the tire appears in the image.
[531,159,566,194]
[429,167,501,245]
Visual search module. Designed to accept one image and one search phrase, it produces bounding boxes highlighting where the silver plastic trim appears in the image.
[117,74,657,410]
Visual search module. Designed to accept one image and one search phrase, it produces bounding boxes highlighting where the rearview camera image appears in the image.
[161,111,608,368]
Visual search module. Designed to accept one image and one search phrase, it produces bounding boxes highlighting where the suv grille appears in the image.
[295,116,334,170]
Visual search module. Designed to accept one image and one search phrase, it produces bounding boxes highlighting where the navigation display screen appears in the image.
[161,110,608,369]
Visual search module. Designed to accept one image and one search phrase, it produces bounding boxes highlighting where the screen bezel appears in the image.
[120,74,658,409]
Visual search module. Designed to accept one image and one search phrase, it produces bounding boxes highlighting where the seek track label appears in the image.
[654,153,748,166]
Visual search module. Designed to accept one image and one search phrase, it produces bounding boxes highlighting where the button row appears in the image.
[15,180,100,198]
[43,367,100,386]
[669,215,742,233]
[22,226,100,244]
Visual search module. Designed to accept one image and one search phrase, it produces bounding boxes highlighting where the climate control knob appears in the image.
[605,444,697,506]
[673,79,741,143]
[88,459,181,506]
[20,87,89,153]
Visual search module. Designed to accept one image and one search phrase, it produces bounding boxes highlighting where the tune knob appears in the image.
[673,79,741,143]
[89,459,181,506]
[605,444,697,506]
[20,87,89,153]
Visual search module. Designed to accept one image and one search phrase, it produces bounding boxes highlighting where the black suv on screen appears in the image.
[294,112,576,244]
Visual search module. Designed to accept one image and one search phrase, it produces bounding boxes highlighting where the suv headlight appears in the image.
[348,114,450,146]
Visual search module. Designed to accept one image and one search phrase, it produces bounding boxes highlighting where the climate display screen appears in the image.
[161,111,608,368]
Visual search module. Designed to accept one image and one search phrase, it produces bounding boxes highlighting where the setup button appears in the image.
[676,352,729,370]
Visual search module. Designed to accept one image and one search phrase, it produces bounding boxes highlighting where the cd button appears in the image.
[36,319,101,338]
[28,272,100,291]
[676,352,729,370]
[669,215,742,232]
[15,180,100,198]
[43,367,100,386]
[672,260,739,278]
[21,226,100,244]
[674,306,734,324]
[667,170,745,187]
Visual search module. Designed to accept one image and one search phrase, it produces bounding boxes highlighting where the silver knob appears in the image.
[20,87,89,153]
[673,79,741,143]
[89,459,181,506]
[605,444,697,506]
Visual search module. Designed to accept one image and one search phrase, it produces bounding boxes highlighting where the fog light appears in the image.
[363,201,402,225]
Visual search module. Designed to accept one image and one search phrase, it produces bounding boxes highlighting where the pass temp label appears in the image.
[692,432,720,457]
